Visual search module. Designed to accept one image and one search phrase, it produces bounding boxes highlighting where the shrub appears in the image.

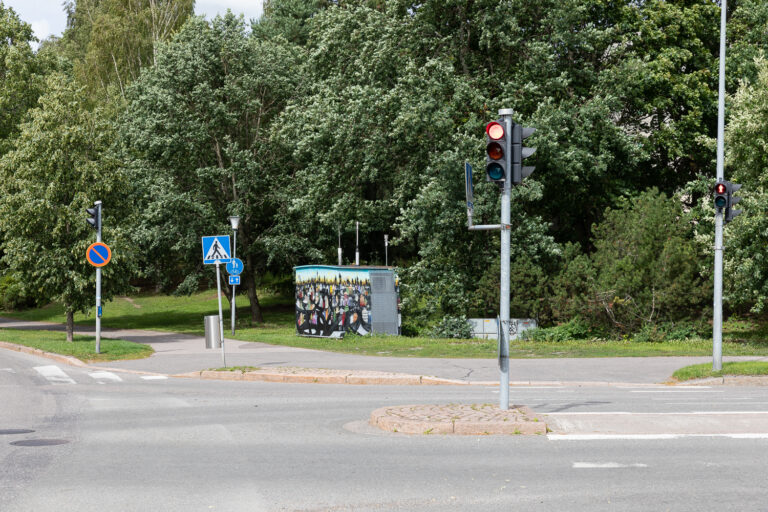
[429,315,473,339]
[522,317,598,342]
[0,272,35,310]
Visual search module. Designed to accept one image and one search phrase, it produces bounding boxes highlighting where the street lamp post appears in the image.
[229,215,240,335]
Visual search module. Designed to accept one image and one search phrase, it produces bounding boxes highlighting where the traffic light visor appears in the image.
[486,122,504,140]
[487,162,504,181]
[487,141,503,160]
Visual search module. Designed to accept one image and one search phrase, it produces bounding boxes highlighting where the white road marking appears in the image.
[0,368,15,373]
[630,390,724,393]
[141,375,168,380]
[573,462,648,468]
[89,371,123,382]
[548,411,768,415]
[34,365,76,385]
[551,433,768,441]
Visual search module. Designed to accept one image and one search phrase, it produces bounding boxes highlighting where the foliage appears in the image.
[120,13,302,323]
[0,72,135,339]
[522,317,598,342]
[0,271,34,310]
[428,315,473,340]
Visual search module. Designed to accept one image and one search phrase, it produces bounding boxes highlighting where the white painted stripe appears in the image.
[573,462,648,468]
[630,390,724,393]
[547,411,768,416]
[140,375,168,380]
[89,371,122,382]
[0,368,16,373]
[551,433,768,441]
[34,365,76,385]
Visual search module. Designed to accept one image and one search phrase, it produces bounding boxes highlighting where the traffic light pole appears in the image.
[713,0,727,371]
[498,109,514,410]
[95,201,102,355]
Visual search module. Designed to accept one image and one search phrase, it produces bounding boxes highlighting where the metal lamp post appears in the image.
[229,215,240,335]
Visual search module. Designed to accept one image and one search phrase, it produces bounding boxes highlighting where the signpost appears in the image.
[85,201,108,354]
[202,235,231,367]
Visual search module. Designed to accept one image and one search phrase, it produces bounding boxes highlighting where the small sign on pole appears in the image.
[228,275,240,286]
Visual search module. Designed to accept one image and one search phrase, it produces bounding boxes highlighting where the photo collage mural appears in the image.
[295,266,399,337]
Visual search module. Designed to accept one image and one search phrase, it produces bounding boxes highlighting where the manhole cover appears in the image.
[0,429,35,435]
[10,439,69,447]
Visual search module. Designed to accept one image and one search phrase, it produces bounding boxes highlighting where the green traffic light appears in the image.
[487,163,504,181]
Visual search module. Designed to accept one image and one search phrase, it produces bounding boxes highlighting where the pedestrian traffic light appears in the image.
[86,201,101,231]
[714,181,727,210]
[725,181,743,224]
[486,120,508,185]
[512,124,536,184]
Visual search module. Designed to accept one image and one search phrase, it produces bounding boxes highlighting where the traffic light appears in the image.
[86,201,101,231]
[725,182,743,224]
[512,124,536,184]
[486,120,508,185]
[714,180,727,210]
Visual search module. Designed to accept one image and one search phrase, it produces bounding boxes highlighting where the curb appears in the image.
[0,341,87,368]
[369,404,548,435]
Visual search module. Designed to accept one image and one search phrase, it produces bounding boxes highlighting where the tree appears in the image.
[121,14,302,323]
[61,0,193,97]
[0,72,134,340]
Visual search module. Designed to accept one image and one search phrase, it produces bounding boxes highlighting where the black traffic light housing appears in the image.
[485,120,509,186]
[512,124,536,184]
[86,201,101,231]
[725,181,742,224]
[714,180,728,210]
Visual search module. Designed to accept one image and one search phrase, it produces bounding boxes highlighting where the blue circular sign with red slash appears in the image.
[86,242,112,267]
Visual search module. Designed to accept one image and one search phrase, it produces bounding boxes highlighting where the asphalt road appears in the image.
[3,348,768,511]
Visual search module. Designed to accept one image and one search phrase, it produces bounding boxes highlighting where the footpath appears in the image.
[2,316,767,435]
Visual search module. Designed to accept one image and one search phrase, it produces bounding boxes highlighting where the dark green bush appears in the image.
[429,315,473,339]
[522,317,600,342]
[0,272,35,310]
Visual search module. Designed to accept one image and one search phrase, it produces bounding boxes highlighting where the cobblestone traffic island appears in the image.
[370,403,548,435]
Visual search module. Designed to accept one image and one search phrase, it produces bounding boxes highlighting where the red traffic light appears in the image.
[486,121,504,140]
[715,183,726,195]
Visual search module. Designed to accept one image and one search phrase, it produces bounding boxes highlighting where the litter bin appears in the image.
[204,315,221,349]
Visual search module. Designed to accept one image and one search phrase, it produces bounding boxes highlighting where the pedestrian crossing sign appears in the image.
[202,235,231,264]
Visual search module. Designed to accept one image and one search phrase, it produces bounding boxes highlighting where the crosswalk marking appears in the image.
[89,371,123,382]
[34,365,76,385]
[141,375,168,380]
[0,368,15,373]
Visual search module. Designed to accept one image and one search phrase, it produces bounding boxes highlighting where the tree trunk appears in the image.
[66,309,74,342]
[245,252,264,324]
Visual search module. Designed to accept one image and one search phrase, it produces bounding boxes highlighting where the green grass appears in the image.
[5,291,768,359]
[672,361,768,382]
[0,328,153,362]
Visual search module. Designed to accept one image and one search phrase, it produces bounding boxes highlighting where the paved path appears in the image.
[2,316,764,385]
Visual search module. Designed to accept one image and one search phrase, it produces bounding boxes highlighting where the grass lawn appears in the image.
[672,361,768,382]
[4,290,768,359]
[0,328,153,362]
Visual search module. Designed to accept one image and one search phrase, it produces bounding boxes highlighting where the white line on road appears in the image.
[630,390,725,393]
[573,462,648,468]
[0,368,15,373]
[551,433,768,441]
[34,365,76,385]
[89,371,123,382]
[547,411,768,415]
[140,375,168,380]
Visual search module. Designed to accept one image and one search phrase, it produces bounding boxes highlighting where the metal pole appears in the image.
[216,261,226,367]
[231,229,237,335]
[355,222,360,266]
[498,109,513,410]
[95,201,102,355]
[713,0,727,371]
[338,227,342,265]
[384,234,388,266]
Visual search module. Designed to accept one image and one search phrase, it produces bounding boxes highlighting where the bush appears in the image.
[521,317,599,342]
[428,315,473,339]
[0,272,35,310]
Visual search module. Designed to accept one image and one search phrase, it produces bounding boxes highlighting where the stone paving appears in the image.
[369,403,548,435]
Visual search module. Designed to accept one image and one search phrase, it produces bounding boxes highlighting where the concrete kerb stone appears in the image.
[370,403,548,435]
[0,341,87,368]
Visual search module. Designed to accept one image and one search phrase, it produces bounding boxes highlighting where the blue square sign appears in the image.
[201,235,231,264]
[228,275,240,286]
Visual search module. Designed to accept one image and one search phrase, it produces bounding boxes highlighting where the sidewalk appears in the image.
[2,316,763,385]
